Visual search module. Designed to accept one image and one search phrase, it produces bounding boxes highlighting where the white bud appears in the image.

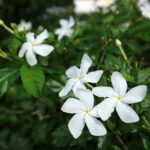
[115,39,122,47]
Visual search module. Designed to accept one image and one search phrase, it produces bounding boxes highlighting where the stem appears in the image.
[116,135,128,150]
[0,20,14,34]
[97,38,112,69]
[143,116,150,127]
[118,46,131,67]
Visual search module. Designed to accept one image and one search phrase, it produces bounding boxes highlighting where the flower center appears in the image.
[77,75,83,81]
[84,109,91,115]
[31,43,36,48]
[116,96,122,101]
[107,0,113,4]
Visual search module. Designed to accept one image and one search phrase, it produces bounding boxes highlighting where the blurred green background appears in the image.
[0,0,150,150]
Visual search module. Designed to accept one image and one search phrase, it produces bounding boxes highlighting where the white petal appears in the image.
[93,86,117,98]
[66,66,80,78]
[84,70,103,83]
[72,81,86,97]
[85,115,107,136]
[68,114,85,139]
[61,98,85,114]
[35,29,49,44]
[25,49,37,66]
[18,42,30,57]
[34,44,54,56]
[59,19,69,27]
[90,105,99,118]
[69,16,75,27]
[59,79,76,97]
[55,28,65,40]
[80,54,92,75]
[116,102,139,123]
[122,85,147,104]
[26,33,35,42]
[65,29,73,37]
[111,72,127,96]
[76,88,94,109]
[98,97,117,121]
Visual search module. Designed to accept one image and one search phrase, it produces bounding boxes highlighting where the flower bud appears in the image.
[0,19,4,25]
[115,39,122,47]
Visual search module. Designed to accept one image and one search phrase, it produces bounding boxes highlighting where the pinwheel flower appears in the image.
[19,29,54,66]
[93,72,147,123]
[18,20,32,31]
[59,54,103,97]
[74,0,98,14]
[55,17,75,40]
[61,89,107,138]
[138,0,150,19]
[96,0,114,8]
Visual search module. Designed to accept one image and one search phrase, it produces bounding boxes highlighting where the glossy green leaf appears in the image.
[20,64,45,97]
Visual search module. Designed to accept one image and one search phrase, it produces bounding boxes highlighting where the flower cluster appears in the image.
[74,0,114,14]
[18,17,75,66]
[60,54,147,138]
[138,0,150,19]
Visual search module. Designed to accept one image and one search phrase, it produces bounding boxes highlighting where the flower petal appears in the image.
[90,105,99,118]
[122,85,147,104]
[68,113,85,139]
[26,33,35,42]
[66,66,80,78]
[25,49,37,66]
[98,97,117,121]
[80,54,92,75]
[111,72,127,96]
[69,16,75,27]
[34,44,54,56]
[18,42,30,57]
[72,81,86,97]
[93,86,117,98]
[61,98,85,114]
[60,19,69,27]
[35,29,49,44]
[76,88,94,109]
[84,70,103,83]
[85,115,107,136]
[116,102,139,123]
[59,79,76,97]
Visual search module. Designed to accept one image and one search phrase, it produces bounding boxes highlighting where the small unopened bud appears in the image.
[115,39,122,47]
[0,19,4,25]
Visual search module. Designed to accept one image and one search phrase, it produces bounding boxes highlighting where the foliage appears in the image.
[0,0,149,149]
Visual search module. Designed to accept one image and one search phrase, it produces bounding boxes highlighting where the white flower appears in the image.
[19,29,54,66]
[55,17,75,40]
[93,71,147,123]
[61,89,107,138]
[138,0,150,19]
[59,54,103,97]
[18,20,32,31]
[74,0,98,14]
[96,0,114,8]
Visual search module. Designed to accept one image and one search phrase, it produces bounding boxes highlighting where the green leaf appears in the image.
[0,80,8,97]
[0,68,18,96]
[20,64,45,97]
[141,134,150,150]
[98,134,112,150]
[137,68,150,84]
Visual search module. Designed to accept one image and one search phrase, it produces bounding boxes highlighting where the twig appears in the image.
[97,38,112,69]
[116,135,128,150]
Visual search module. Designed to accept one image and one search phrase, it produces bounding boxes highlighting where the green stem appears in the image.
[118,46,131,67]
[0,20,14,34]
[86,83,93,90]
